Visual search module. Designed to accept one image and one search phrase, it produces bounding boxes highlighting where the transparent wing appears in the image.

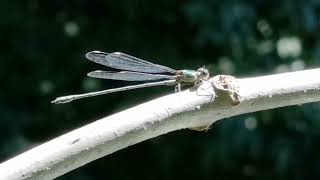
[87,70,176,81]
[85,51,177,74]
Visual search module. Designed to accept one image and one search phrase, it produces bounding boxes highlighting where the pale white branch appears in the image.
[1,68,320,180]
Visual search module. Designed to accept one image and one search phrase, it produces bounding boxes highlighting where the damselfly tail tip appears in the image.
[51,99,58,104]
[51,96,74,104]
[51,99,59,104]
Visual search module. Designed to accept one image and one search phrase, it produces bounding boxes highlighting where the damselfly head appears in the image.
[196,67,209,80]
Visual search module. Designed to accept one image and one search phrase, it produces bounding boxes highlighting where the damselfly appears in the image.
[52,51,209,104]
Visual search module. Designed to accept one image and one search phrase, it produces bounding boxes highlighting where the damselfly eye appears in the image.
[196,67,209,80]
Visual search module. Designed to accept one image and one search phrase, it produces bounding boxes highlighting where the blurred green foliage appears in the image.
[1,0,320,179]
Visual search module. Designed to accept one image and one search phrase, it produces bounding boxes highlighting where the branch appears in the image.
[1,68,320,179]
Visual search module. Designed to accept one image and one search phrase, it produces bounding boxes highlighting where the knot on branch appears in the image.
[211,75,240,106]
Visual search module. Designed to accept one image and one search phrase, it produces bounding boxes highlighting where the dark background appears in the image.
[1,0,320,179]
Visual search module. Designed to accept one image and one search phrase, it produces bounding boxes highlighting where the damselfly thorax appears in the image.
[176,68,209,84]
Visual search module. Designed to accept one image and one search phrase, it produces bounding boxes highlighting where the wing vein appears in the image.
[87,70,176,81]
[86,51,177,74]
